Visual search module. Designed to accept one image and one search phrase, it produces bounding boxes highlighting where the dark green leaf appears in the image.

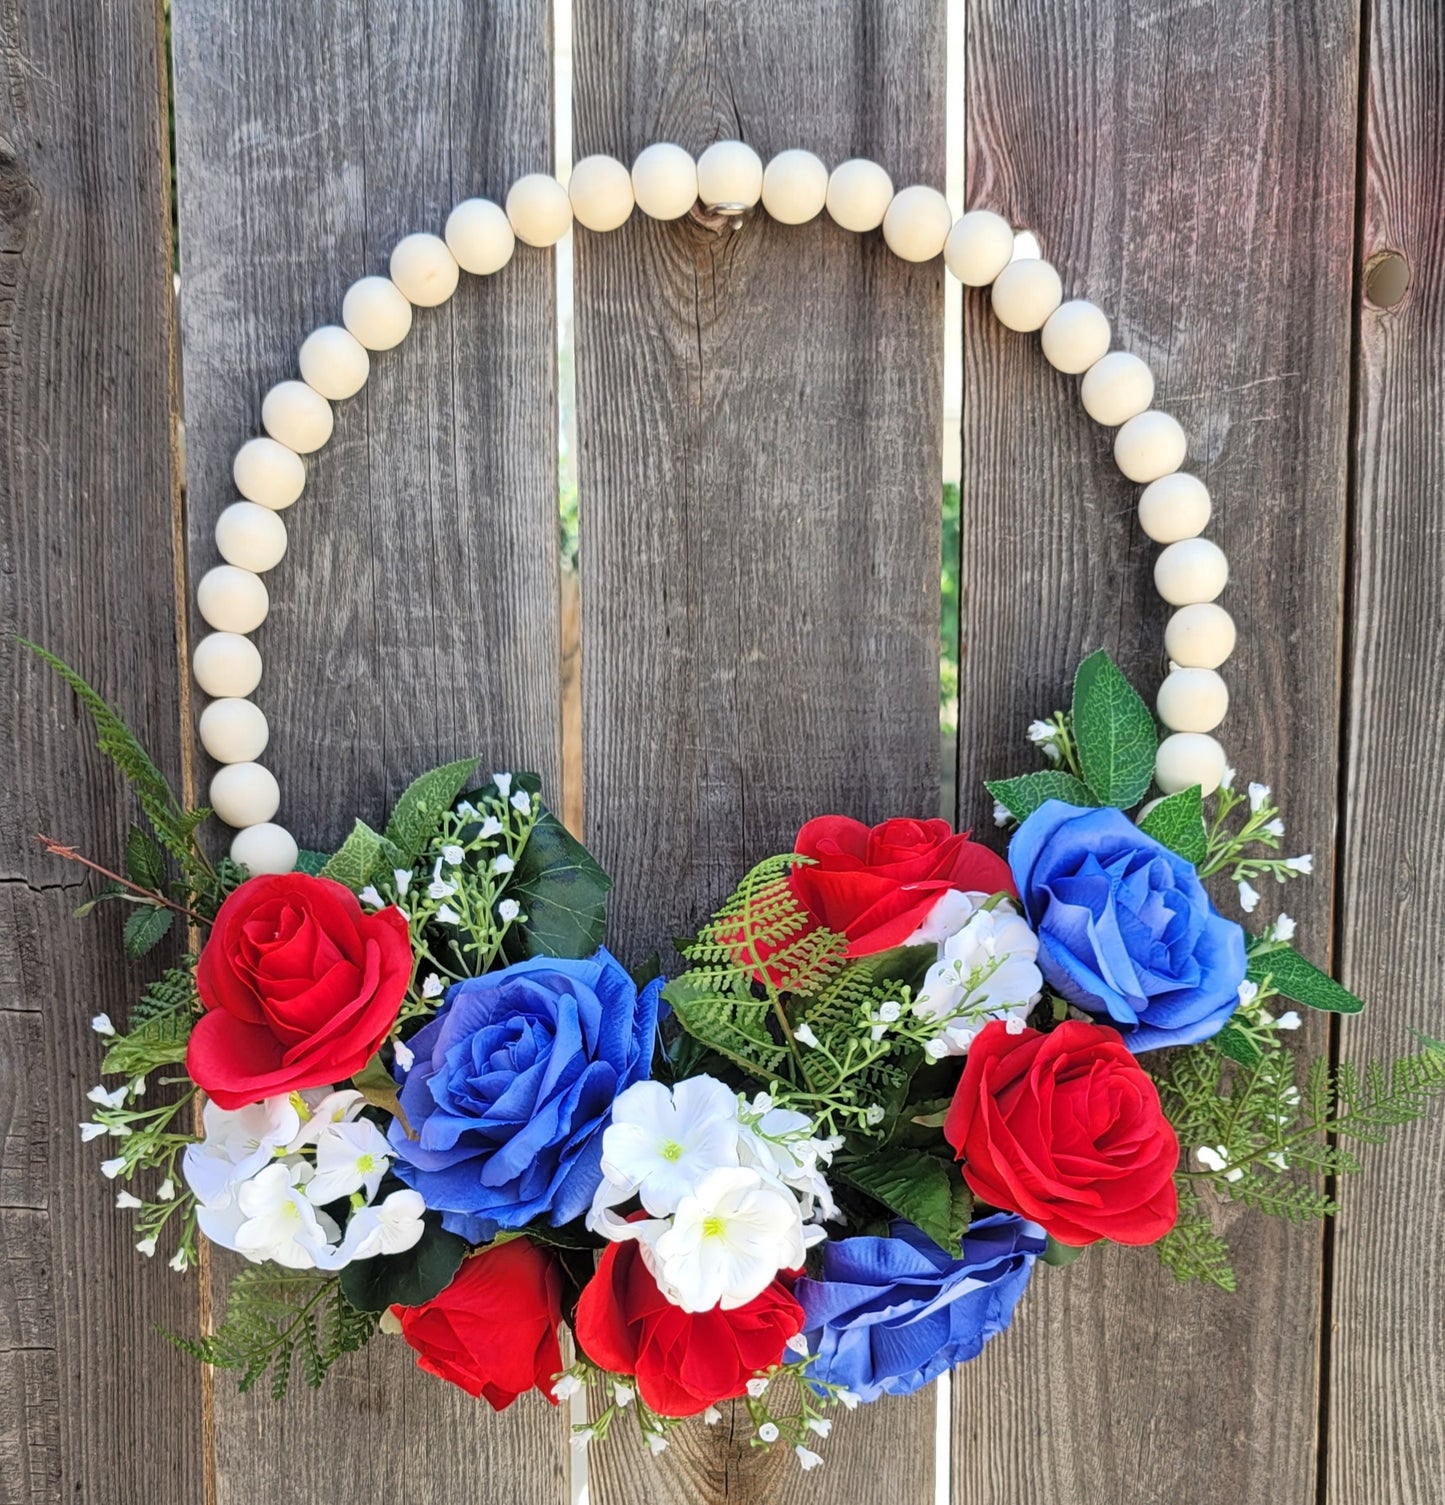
[294,848,329,876]
[384,757,478,868]
[661,973,791,1082]
[501,808,612,961]
[319,820,389,890]
[337,1216,468,1312]
[986,770,1099,823]
[123,904,173,959]
[1137,785,1208,865]
[1071,650,1157,808]
[1042,1235,1087,1267]
[125,823,166,890]
[351,1052,413,1136]
[840,1146,972,1256]
[1214,1023,1264,1066]
[1248,945,1365,1015]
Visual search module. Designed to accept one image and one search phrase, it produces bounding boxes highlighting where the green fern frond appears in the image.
[101,962,200,1078]
[1156,1187,1236,1292]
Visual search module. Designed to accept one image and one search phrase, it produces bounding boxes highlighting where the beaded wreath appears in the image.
[36,139,1444,1467]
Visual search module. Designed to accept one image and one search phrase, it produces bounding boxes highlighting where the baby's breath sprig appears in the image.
[1025,710,1082,780]
[741,1354,854,1471]
[1199,778,1314,913]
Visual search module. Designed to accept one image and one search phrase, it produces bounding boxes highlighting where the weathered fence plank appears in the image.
[170,3,566,1501]
[573,2,945,1499]
[952,3,1358,1502]
[1328,2,1445,1500]
[0,1,203,1502]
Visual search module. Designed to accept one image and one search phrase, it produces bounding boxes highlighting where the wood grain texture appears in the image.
[0,1,203,1500]
[1328,2,1445,1501]
[170,4,567,1501]
[952,3,1358,1502]
[573,2,945,1500]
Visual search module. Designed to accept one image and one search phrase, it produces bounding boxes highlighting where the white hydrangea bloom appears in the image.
[230,1162,341,1268]
[320,1188,426,1266]
[911,903,1043,1055]
[181,1095,303,1209]
[305,1118,394,1205]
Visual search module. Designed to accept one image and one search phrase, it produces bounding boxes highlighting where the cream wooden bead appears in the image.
[881,185,952,262]
[1040,300,1112,374]
[696,140,763,209]
[1138,473,1211,543]
[197,565,269,634]
[1166,603,1237,669]
[215,502,287,574]
[1080,351,1154,425]
[761,149,828,225]
[943,209,1014,286]
[630,143,697,220]
[1154,537,1229,605]
[210,762,280,829]
[261,380,333,455]
[1155,732,1229,796]
[569,155,635,232]
[230,821,298,876]
[390,233,460,306]
[198,697,269,764]
[506,173,572,247]
[1157,667,1229,733]
[1115,410,1187,482]
[233,437,304,510]
[825,158,894,233]
[342,275,413,351]
[298,325,369,401]
[445,198,515,274]
[990,258,1063,331]
[193,633,262,699]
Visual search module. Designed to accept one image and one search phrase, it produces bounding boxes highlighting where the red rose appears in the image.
[790,815,1015,956]
[396,1239,563,1410]
[945,1020,1179,1247]
[574,1235,804,1416]
[187,873,411,1109]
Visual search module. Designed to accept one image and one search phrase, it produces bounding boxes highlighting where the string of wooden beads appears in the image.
[198,141,1234,876]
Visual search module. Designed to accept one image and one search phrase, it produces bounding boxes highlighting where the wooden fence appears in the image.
[2,1,1441,1501]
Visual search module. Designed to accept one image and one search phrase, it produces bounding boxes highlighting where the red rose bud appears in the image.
[574,1235,804,1416]
[186,873,411,1109]
[945,1020,1179,1247]
[396,1239,563,1410]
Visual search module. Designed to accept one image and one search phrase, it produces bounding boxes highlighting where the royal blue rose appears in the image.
[794,1216,1044,1401]
[388,948,662,1241]
[1009,799,1248,1052]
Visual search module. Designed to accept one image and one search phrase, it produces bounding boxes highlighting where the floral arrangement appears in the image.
[40,641,1445,1470]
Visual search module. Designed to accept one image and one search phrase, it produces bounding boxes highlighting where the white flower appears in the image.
[231,1162,340,1269]
[88,1083,128,1109]
[1264,818,1285,838]
[570,1428,595,1451]
[393,868,413,896]
[551,1374,582,1401]
[79,1122,108,1142]
[758,1422,780,1443]
[441,844,465,866]
[510,790,532,816]
[283,1089,367,1153]
[422,972,445,999]
[182,1095,303,1208]
[100,1157,126,1180]
[807,1417,832,1438]
[1267,1151,1290,1171]
[864,1104,885,1127]
[993,801,1011,828]
[358,885,385,909]
[115,1190,143,1210]
[306,1119,393,1205]
[1220,765,1236,790]
[497,898,520,924]
[911,905,1042,1054]
[1248,781,1271,813]
[1237,980,1260,1009]
[795,1445,824,1471]
[492,772,512,797]
[786,1331,810,1356]
[435,904,461,925]
[877,999,901,1024]
[738,1106,839,1226]
[428,858,458,899]
[1195,1145,1228,1173]
[703,1406,722,1426]
[1271,913,1297,943]
[835,1388,861,1410]
[90,1013,115,1036]
[1275,1011,1302,1031]
[645,1433,668,1456]
[321,1189,427,1267]
[136,1235,158,1257]
[478,816,504,840]
[393,1036,415,1072]
[793,1023,820,1049]
[1026,719,1056,746]
[169,1248,189,1272]
[456,802,479,819]
[156,1178,176,1202]
[1238,880,1261,914]
[903,887,985,946]
[596,1077,743,1218]
[924,1038,949,1060]
[491,854,515,876]
[1285,854,1314,875]
[613,1382,635,1408]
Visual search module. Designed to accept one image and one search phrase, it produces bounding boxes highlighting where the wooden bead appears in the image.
[198,697,269,764]
[1115,410,1187,482]
[990,258,1063,331]
[943,209,1014,286]
[215,502,287,574]
[210,762,280,829]
[1138,473,1211,543]
[1040,300,1111,373]
[1157,667,1230,733]
[569,154,635,232]
[230,822,299,876]
[197,565,269,634]
[1165,603,1237,669]
[762,149,828,225]
[881,185,952,262]
[1080,351,1154,425]
[1155,732,1228,796]
[1154,537,1229,605]
[630,143,697,220]
[825,158,894,233]
[695,140,763,209]
[233,437,304,510]
[445,198,515,274]
[505,173,572,247]
[261,380,333,455]
[193,633,262,698]
[298,325,369,401]
[389,232,460,306]
[342,276,413,350]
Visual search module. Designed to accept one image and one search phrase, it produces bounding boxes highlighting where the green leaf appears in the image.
[1042,1235,1087,1267]
[318,820,389,890]
[351,1052,414,1137]
[1214,1022,1264,1067]
[123,904,173,959]
[839,1146,973,1257]
[662,972,791,1081]
[501,808,612,961]
[383,757,478,868]
[337,1215,469,1312]
[1248,946,1365,1015]
[294,848,329,876]
[986,770,1099,823]
[125,823,166,890]
[1137,785,1208,864]
[1071,650,1157,808]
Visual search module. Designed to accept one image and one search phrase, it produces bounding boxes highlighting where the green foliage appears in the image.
[1137,785,1208,864]
[338,1216,469,1312]
[125,824,167,890]
[294,848,329,876]
[319,818,396,889]
[1157,1188,1237,1292]
[384,757,478,867]
[1247,942,1364,1015]
[172,1268,378,1398]
[839,1146,972,1256]
[123,903,173,959]
[500,797,612,961]
[986,770,1098,823]
[102,963,199,1077]
[1071,650,1157,808]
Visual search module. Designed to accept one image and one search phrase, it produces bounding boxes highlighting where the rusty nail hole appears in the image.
[1364,250,1411,310]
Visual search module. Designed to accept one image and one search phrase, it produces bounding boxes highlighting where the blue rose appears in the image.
[388,948,661,1241]
[1010,799,1248,1052]
[794,1216,1044,1401]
